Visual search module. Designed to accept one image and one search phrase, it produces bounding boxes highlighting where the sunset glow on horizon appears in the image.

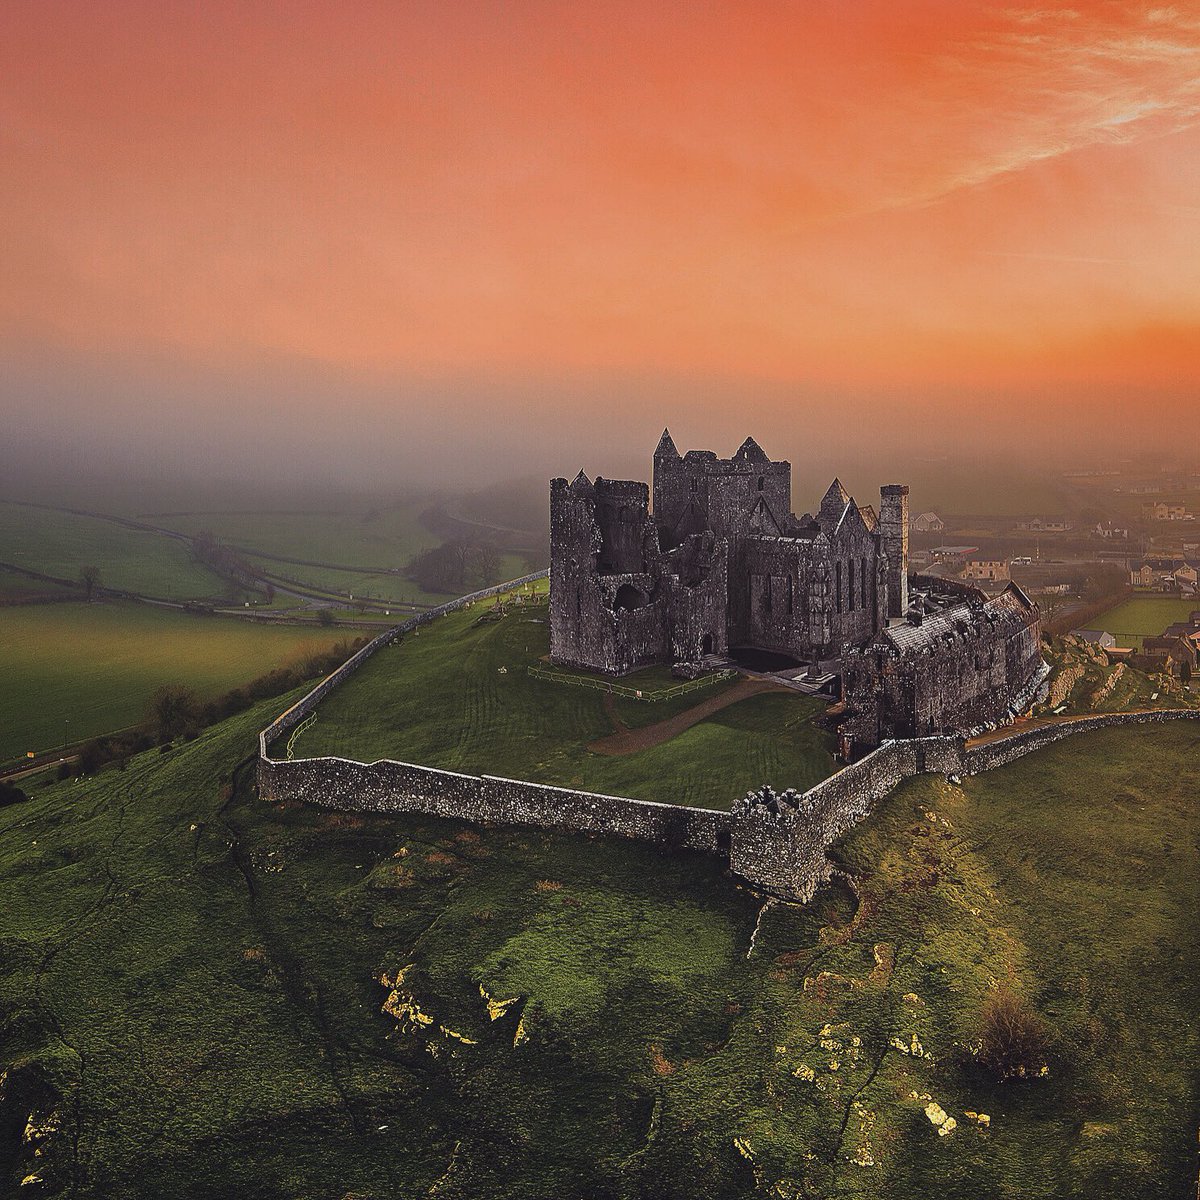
[3,1,1199,481]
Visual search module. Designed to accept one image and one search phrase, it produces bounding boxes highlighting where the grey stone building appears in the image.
[841,577,1046,752]
[548,431,908,674]
[549,431,1046,754]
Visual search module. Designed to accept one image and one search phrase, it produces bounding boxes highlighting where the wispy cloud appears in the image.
[881,4,1200,211]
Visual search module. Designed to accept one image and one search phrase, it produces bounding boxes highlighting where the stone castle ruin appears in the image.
[550,431,1047,753]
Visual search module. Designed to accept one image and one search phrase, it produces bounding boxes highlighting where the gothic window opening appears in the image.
[848,559,856,611]
[835,561,843,614]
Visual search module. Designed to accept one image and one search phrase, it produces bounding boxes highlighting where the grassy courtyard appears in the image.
[0,700,1196,1197]
[287,598,836,809]
[0,602,352,762]
[1089,595,1198,647]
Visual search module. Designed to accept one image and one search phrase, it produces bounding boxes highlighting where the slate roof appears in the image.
[880,586,1035,657]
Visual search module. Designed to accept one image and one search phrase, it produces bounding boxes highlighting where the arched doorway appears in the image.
[700,632,715,655]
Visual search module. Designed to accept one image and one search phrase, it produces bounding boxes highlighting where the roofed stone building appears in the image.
[841,579,1046,751]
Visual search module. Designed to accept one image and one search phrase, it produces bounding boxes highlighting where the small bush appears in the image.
[0,780,30,807]
[974,987,1052,1081]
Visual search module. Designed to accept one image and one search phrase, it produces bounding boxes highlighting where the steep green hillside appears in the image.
[1,710,1196,1198]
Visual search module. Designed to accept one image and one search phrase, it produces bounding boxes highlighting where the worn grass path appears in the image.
[588,678,788,755]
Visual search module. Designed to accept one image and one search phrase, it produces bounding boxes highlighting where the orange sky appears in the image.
[2,1,1199,480]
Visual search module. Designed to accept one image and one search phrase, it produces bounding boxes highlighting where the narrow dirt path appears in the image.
[588,678,787,756]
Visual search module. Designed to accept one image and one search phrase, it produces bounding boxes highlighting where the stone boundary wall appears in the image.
[259,755,730,852]
[258,570,548,757]
[961,709,1200,773]
[256,570,1200,901]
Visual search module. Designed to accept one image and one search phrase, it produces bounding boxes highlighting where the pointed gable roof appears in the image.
[818,478,852,525]
[734,436,769,464]
[570,469,594,495]
[654,428,680,459]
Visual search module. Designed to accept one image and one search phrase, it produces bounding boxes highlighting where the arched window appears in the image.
[757,475,765,491]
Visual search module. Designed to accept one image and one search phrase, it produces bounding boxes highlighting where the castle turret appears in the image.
[880,484,909,618]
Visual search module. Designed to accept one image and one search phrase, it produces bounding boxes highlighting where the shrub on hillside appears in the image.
[973,986,1053,1081]
[0,780,30,807]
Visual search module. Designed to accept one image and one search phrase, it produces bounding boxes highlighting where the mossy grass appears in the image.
[288,599,836,809]
[1,704,1195,1196]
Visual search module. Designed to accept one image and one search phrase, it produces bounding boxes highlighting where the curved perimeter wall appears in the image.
[257,572,1200,901]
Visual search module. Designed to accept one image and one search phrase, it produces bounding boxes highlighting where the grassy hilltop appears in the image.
[1,698,1197,1198]
[288,596,836,810]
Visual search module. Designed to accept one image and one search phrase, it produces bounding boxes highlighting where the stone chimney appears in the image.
[880,484,910,618]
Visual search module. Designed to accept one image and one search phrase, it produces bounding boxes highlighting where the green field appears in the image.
[1089,596,1198,647]
[0,502,224,600]
[0,568,75,602]
[289,598,835,809]
[153,504,444,569]
[0,700,1195,1196]
[0,602,352,761]
[148,506,538,605]
[248,549,531,607]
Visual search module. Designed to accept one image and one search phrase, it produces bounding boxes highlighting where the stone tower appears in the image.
[879,484,909,618]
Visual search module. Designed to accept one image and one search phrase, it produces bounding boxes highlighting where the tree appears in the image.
[316,607,336,626]
[79,564,102,601]
[148,685,198,743]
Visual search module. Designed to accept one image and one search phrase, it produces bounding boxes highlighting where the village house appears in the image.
[961,558,1010,584]
[1130,558,1200,590]
[1016,517,1073,533]
[1071,628,1117,650]
[1142,501,1194,521]
[911,511,945,533]
[1093,520,1129,540]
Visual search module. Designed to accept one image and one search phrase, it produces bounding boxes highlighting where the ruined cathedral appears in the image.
[549,431,1046,752]
[550,430,907,674]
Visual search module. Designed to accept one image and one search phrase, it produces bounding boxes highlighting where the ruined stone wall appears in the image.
[962,709,1200,773]
[665,537,729,660]
[652,450,790,542]
[259,755,731,852]
[727,737,960,899]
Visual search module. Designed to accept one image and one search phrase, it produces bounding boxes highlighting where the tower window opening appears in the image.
[757,475,764,491]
